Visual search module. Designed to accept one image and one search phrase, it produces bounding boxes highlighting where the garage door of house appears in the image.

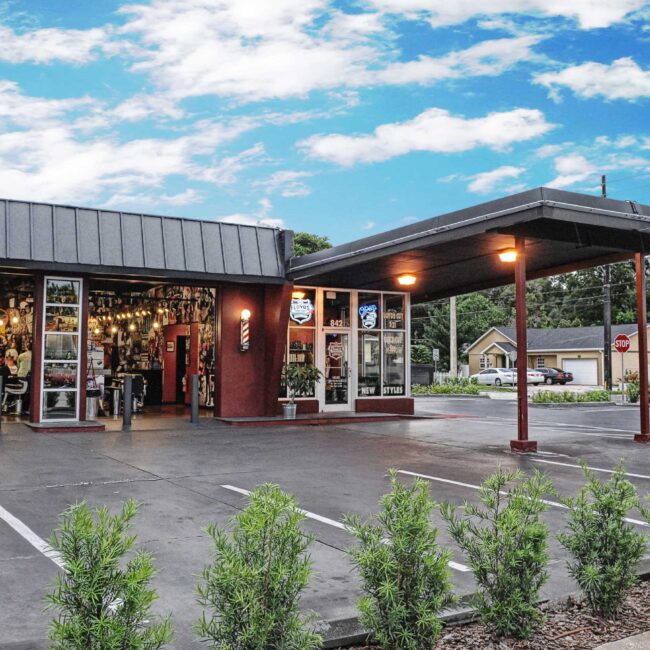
[562,359,599,385]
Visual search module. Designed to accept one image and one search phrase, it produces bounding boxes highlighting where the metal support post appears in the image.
[635,253,650,442]
[603,265,612,391]
[191,374,199,424]
[123,375,132,432]
[511,237,537,453]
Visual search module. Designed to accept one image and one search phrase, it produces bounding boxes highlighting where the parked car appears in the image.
[537,367,574,385]
[471,368,516,386]
[526,368,545,385]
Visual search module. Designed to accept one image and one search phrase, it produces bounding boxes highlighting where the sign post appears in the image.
[432,348,439,375]
[614,333,631,402]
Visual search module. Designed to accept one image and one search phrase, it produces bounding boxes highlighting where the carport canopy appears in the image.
[290,187,650,451]
[289,187,650,301]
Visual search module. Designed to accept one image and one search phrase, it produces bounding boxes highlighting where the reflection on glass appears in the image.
[383,295,405,330]
[289,288,316,326]
[358,293,380,330]
[44,363,77,389]
[286,329,316,397]
[383,331,405,396]
[46,279,80,305]
[325,332,349,404]
[358,331,381,397]
[42,390,76,420]
[44,334,79,360]
[46,307,79,332]
[323,291,350,328]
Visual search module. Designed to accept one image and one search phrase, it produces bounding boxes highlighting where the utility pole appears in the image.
[602,174,612,390]
[450,296,457,377]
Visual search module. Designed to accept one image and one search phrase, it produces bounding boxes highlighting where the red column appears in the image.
[634,253,650,442]
[511,237,537,453]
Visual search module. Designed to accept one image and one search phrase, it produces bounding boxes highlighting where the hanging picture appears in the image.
[166,341,175,352]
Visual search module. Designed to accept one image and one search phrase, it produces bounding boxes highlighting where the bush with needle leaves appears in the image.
[441,467,552,640]
[558,461,647,619]
[345,470,455,649]
[196,483,321,649]
[46,499,172,649]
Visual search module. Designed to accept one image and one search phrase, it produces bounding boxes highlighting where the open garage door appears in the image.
[562,358,599,385]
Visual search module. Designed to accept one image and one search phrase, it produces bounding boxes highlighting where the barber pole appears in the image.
[240,309,251,351]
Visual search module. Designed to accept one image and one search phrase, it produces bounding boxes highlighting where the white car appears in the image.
[472,368,545,386]
[472,368,516,386]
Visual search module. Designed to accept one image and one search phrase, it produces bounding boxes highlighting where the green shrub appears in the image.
[412,377,481,395]
[46,499,172,649]
[196,484,321,649]
[344,470,455,649]
[532,390,610,404]
[441,468,553,639]
[558,462,646,619]
[627,379,640,403]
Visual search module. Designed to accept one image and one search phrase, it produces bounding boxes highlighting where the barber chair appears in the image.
[2,378,29,415]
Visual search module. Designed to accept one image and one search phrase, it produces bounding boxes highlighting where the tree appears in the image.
[293,232,332,257]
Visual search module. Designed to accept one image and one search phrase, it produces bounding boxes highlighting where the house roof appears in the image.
[0,198,290,284]
[289,187,650,301]
[493,324,638,351]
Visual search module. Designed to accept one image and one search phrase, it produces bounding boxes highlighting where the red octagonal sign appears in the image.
[614,333,631,353]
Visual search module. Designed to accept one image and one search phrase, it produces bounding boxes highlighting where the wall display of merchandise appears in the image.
[87,285,216,408]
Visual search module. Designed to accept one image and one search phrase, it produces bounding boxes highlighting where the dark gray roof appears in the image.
[495,324,638,351]
[289,187,650,301]
[0,199,289,283]
[488,341,516,353]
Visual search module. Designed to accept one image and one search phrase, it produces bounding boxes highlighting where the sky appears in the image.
[0,1,649,243]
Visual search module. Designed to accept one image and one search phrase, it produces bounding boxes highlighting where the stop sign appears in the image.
[614,333,631,353]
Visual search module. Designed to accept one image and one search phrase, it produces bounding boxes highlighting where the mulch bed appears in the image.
[337,579,650,649]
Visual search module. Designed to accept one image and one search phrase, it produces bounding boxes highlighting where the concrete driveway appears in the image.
[0,399,649,647]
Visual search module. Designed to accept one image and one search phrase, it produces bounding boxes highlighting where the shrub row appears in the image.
[532,389,611,403]
[412,377,481,395]
[45,462,648,649]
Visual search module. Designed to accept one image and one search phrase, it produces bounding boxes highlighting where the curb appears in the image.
[413,394,490,399]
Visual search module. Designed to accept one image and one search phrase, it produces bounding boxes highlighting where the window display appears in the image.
[289,289,316,326]
[383,331,405,396]
[323,291,350,328]
[383,294,405,330]
[358,331,381,396]
[358,293,380,330]
[46,279,80,305]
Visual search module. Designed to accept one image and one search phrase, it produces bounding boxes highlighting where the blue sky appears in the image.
[0,0,649,243]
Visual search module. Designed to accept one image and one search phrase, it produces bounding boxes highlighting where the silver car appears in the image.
[472,368,516,386]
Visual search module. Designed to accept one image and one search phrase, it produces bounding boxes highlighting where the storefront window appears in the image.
[42,277,82,421]
[289,289,316,327]
[383,294,405,330]
[358,293,380,330]
[383,331,405,396]
[323,291,350,328]
[358,331,381,396]
[287,328,316,397]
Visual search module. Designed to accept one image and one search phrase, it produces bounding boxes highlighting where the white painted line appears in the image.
[220,484,471,572]
[397,470,650,528]
[0,503,64,569]
[531,458,650,481]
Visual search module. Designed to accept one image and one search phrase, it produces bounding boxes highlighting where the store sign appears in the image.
[358,304,378,329]
[327,340,343,361]
[290,298,314,325]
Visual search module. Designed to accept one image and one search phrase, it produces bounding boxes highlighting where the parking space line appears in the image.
[0,503,64,569]
[220,484,471,573]
[397,470,649,528]
[531,458,650,480]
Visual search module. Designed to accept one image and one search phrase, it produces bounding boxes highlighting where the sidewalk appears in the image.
[596,632,650,649]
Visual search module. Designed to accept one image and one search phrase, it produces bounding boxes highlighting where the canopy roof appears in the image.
[289,188,650,302]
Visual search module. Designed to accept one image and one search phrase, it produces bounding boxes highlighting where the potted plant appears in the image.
[282,364,323,418]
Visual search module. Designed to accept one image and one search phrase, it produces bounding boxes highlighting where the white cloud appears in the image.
[300,107,554,166]
[103,188,202,208]
[0,24,109,64]
[362,220,376,230]
[198,143,268,186]
[117,0,542,102]
[218,198,285,228]
[255,170,313,197]
[548,153,597,188]
[467,165,526,193]
[372,35,542,85]
[368,0,647,29]
[535,57,650,100]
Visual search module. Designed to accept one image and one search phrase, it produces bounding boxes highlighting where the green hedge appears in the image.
[532,390,610,404]
[412,377,481,395]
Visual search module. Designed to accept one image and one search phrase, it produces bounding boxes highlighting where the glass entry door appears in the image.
[324,332,350,410]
